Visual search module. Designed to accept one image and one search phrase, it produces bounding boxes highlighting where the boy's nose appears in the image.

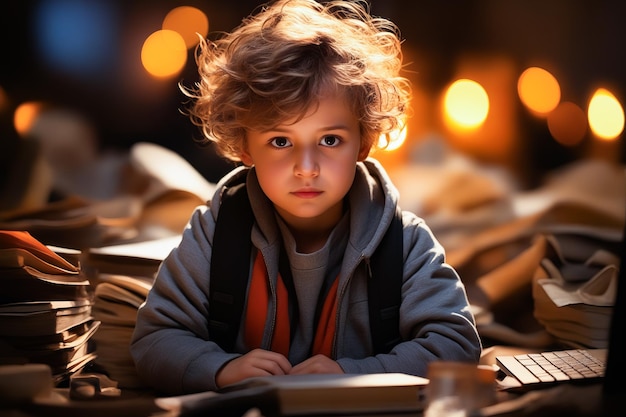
[293,147,319,177]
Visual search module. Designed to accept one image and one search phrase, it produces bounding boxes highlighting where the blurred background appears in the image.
[0,1,624,372]
[1,0,624,208]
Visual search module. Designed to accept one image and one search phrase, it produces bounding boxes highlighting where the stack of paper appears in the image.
[90,272,153,388]
[83,236,179,388]
[532,234,619,349]
[0,230,99,385]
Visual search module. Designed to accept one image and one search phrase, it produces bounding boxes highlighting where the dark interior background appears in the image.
[1,0,625,185]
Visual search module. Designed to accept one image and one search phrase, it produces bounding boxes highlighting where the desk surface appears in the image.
[3,347,620,417]
[4,382,618,417]
[4,389,160,417]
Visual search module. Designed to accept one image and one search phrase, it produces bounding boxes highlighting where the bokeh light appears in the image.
[547,101,587,146]
[14,102,45,138]
[518,67,561,115]
[34,0,118,78]
[443,79,490,131]
[587,88,624,141]
[141,29,187,79]
[378,116,408,151]
[162,6,209,49]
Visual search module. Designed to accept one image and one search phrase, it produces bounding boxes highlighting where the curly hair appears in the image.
[183,0,411,162]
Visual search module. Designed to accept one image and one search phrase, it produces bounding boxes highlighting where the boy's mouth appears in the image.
[292,189,323,199]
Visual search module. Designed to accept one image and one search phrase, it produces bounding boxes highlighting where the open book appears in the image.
[84,235,180,279]
[0,230,79,272]
[155,373,429,416]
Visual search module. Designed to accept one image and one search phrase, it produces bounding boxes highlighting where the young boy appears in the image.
[130,0,481,395]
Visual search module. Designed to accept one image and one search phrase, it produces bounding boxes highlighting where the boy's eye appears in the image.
[270,137,291,148]
[320,135,340,147]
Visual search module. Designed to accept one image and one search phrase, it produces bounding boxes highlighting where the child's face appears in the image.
[241,92,367,231]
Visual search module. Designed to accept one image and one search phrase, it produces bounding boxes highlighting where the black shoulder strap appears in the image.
[368,207,403,354]
[208,179,254,351]
[209,178,403,354]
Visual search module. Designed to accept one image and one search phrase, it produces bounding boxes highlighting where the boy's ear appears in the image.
[358,143,372,161]
[239,150,254,166]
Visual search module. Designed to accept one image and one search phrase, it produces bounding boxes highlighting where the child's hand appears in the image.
[289,354,344,375]
[216,348,292,388]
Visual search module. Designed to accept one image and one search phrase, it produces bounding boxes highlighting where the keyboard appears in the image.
[496,348,607,391]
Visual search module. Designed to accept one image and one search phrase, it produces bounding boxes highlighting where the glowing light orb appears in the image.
[588,88,624,140]
[141,29,187,79]
[443,79,489,130]
[163,6,209,49]
[518,67,561,114]
[14,102,45,137]
[547,101,587,146]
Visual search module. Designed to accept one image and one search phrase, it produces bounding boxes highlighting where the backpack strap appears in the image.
[209,176,404,354]
[368,207,403,354]
[208,180,254,351]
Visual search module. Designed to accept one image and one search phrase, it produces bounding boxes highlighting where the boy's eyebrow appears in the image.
[261,124,352,133]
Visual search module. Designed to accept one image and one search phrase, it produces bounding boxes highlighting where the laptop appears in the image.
[495,223,625,401]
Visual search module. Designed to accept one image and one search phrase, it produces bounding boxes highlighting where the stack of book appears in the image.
[0,230,99,385]
[90,272,153,388]
[83,236,179,388]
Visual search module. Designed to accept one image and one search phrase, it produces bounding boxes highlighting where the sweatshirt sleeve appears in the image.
[337,211,482,377]
[130,205,240,395]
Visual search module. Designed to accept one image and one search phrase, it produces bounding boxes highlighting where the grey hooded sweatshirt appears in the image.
[130,158,482,395]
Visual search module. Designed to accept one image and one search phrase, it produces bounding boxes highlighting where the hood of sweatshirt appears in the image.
[209,157,400,275]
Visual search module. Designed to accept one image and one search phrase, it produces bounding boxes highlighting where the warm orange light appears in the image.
[547,101,587,146]
[588,88,624,140]
[443,79,489,131]
[378,116,408,151]
[162,6,209,49]
[141,29,187,79]
[438,57,518,167]
[518,67,561,115]
[13,101,44,137]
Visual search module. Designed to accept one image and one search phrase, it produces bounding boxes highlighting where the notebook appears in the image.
[155,373,429,416]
